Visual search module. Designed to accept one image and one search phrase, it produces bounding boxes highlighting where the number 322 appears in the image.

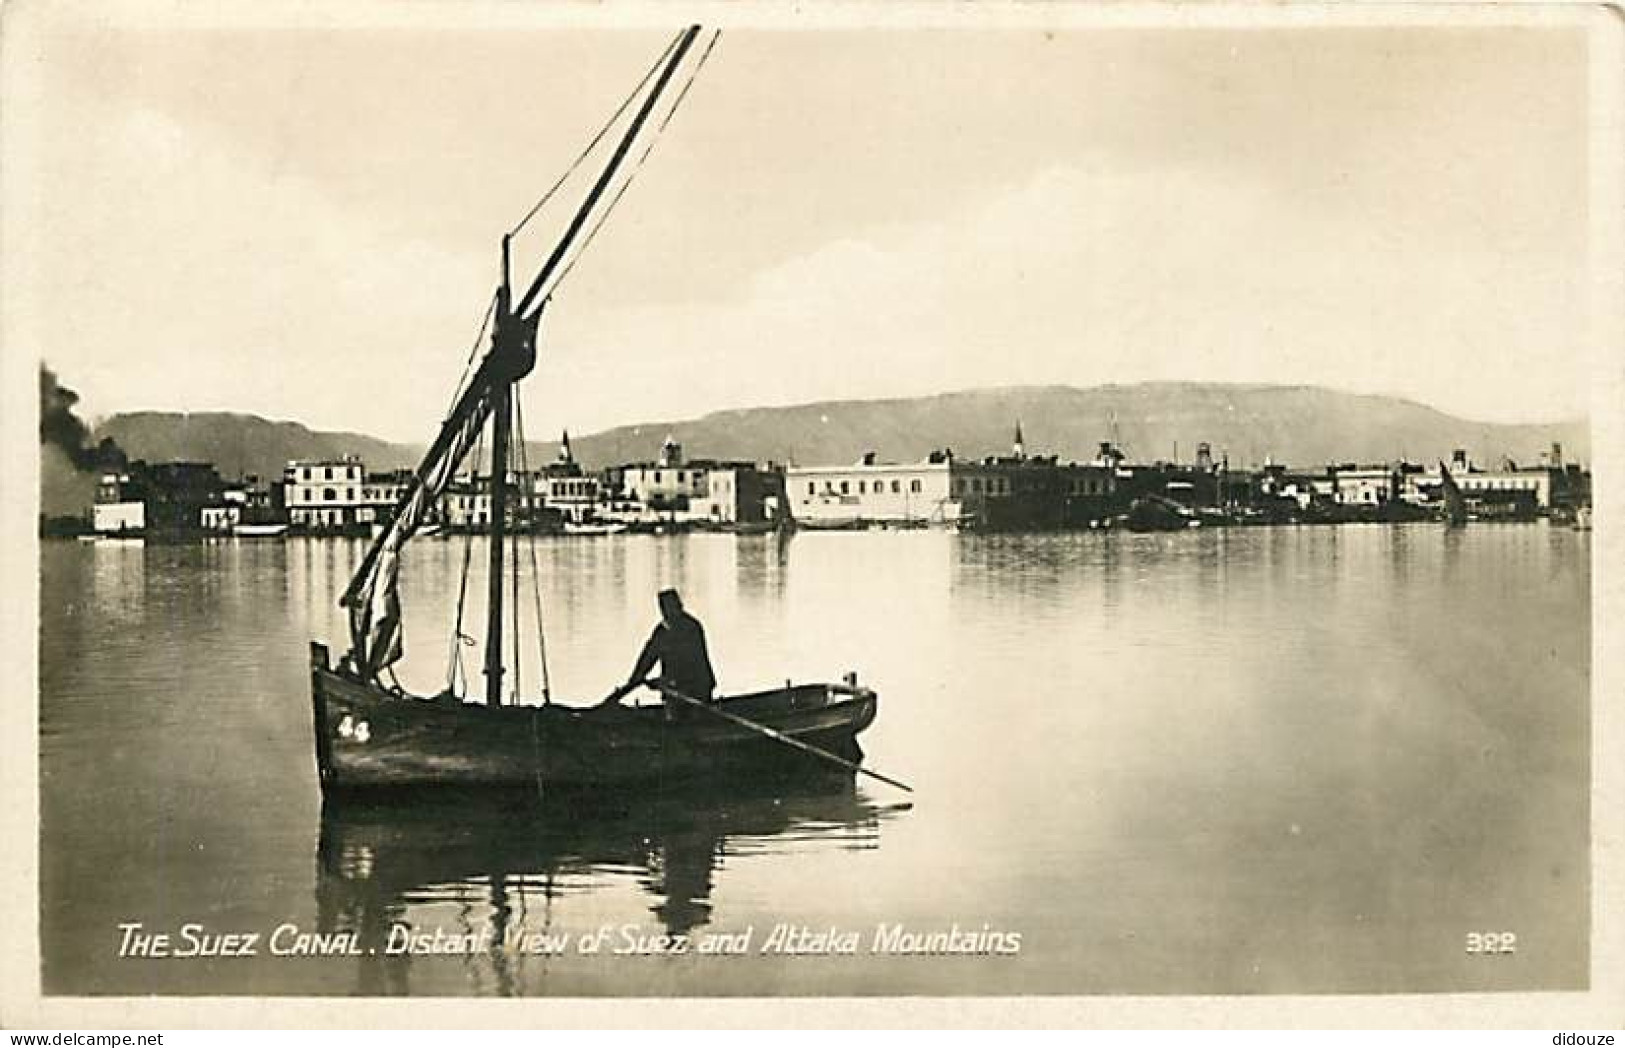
[1465,932,1517,954]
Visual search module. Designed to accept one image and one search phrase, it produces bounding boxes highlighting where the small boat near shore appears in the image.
[1122,495,1200,533]
[562,520,629,536]
[233,522,290,538]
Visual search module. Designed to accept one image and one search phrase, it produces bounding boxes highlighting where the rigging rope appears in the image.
[510,393,523,705]
[443,290,500,424]
[513,392,553,704]
[446,424,488,695]
[656,28,722,138]
[507,32,682,238]
[531,29,722,307]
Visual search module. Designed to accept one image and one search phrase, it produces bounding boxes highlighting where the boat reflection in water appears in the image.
[313,776,901,995]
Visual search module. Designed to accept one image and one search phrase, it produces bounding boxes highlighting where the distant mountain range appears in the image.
[77,382,1585,494]
[545,383,1588,472]
[95,411,420,481]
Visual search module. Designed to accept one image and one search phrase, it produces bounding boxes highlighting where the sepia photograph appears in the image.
[3,0,1621,1028]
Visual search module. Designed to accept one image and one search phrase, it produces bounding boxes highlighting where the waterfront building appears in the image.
[618,436,710,511]
[199,474,288,533]
[532,469,603,523]
[1058,463,1119,522]
[789,427,1123,530]
[442,474,499,531]
[789,450,961,527]
[285,457,367,532]
[440,483,489,530]
[360,468,416,526]
[93,469,145,535]
[1254,463,1320,511]
[530,432,605,524]
[1447,469,1554,512]
[438,470,552,531]
[691,463,787,525]
[1320,464,1401,507]
[94,461,226,535]
[1112,463,1219,509]
[201,504,240,532]
[611,437,787,525]
[1399,449,1570,517]
[949,427,1065,528]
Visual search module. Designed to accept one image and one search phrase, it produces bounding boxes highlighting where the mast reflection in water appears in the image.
[313,777,897,996]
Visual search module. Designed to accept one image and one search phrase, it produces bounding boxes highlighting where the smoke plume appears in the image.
[39,364,125,472]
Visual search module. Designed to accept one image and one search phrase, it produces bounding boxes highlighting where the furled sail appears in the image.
[342,308,541,679]
[1438,460,1468,528]
[337,24,710,685]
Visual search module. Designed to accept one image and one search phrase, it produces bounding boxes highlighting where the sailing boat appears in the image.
[1437,460,1469,527]
[308,27,883,796]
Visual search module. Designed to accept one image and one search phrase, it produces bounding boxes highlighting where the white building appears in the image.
[788,455,962,526]
[438,472,538,530]
[532,471,602,523]
[619,437,708,509]
[1400,451,1557,509]
[691,469,742,523]
[689,464,785,525]
[1319,466,1399,506]
[285,457,366,531]
[529,435,604,524]
[93,500,145,535]
[1403,468,1554,509]
[441,485,492,530]
[201,505,241,532]
[359,470,414,525]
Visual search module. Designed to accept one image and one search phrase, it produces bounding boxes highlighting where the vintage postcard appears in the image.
[2,0,1620,1029]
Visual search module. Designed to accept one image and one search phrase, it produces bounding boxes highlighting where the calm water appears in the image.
[40,526,1590,995]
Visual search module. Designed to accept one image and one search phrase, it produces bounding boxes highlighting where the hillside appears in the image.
[542,383,1589,471]
[92,412,421,483]
[78,384,1588,496]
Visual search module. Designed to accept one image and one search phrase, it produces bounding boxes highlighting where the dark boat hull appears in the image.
[309,643,877,794]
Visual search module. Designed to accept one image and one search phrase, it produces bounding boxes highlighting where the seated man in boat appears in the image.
[600,588,717,716]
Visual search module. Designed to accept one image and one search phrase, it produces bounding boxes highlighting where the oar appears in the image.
[645,680,913,794]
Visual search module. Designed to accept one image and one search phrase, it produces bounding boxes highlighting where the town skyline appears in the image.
[54,374,1588,484]
[11,12,1594,443]
[61,374,1594,449]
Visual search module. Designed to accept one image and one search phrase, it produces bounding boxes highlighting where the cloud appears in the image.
[36,101,491,437]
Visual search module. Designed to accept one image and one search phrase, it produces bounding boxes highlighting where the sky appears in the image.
[8,7,1596,443]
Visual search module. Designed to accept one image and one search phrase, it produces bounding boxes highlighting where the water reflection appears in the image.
[313,778,897,995]
[40,526,1589,995]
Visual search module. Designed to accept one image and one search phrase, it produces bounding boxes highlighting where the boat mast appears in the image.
[484,27,703,706]
[484,236,516,707]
